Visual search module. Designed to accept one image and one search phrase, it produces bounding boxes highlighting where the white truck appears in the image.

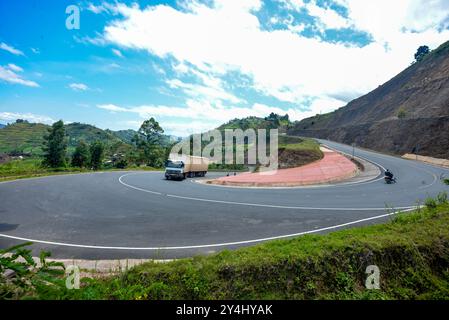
[165,154,209,180]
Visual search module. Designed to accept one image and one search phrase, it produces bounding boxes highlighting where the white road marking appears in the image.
[118,173,162,195]
[324,143,440,189]
[0,208,415,250]
[165,193,415,211]
[119,172,415,211]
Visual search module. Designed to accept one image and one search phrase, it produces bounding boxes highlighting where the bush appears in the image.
[0,243,65,299]
[444,179,449,186]
[425,197,437,209]
[115,158,128,169]
[437,192,448,205]
[397,107,407,119]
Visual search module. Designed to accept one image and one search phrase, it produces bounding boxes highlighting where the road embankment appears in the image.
[209,147,358,187]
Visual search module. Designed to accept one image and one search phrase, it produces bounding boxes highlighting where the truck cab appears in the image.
[165,160,186,180]
[165,154,209,180]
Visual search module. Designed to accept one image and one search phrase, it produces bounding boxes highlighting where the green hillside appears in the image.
[0,121,132,156]
[106,129,138,144]
[0,122,49,155]
[65,123,127,152]
[217,114,291,132]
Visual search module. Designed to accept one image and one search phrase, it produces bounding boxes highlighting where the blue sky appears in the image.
[1,0,448,136]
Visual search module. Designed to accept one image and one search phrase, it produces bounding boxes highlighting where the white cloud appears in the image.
[112,48,123,57]
[7,64,23,72]
[98,104,128,112]
[86,2,117,15]
[0,65,39,87]
[69,83,89,91]
[167,78,243,104]
[97,99,312,135]
[162,121,221,136]
[86,0,449,129]
[0,42,24,56]
[336,0,449,40]
[277,0,305,12]
[0,112,55,124]
[305,1,349,31]
[31,47,40,54]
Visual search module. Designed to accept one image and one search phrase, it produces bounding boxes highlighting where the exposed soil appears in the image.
[288,41,449,159]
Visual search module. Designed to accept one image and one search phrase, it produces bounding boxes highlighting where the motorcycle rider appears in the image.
[385,169,394,180]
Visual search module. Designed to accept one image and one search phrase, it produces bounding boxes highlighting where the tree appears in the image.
[135,118,165,167]
[71,140,90,168]
[415,45,430,62]
[397,107,407,119]
[43,120,67,168]
[139,118,164,145]
[90,141,105,170]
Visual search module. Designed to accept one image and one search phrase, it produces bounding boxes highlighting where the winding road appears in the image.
[1,140,448,259]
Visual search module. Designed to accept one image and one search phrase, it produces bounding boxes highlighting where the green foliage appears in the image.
[0,243,65,300]
[90,141,105,170]
[0,158,91,181]
[397,107,407,119]
[132,118,167,167]
[42,120,67,168]
[217,115,289,132]
[0,122,49,155]
[437,192,448,205]
[425,196,437,209]
[415,45,430,62]
[71,140,90,168]
[138,118,164,145]
[444,179,449,186]
[265,112,290,127]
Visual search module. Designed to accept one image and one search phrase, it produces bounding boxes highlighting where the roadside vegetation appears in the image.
[1,113,314,180]
[2,192,449,300]
[0,118,172,181]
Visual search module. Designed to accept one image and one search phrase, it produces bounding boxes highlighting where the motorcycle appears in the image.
[384,175,397,184]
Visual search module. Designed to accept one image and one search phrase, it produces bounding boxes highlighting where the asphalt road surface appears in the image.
[1,140,448,259]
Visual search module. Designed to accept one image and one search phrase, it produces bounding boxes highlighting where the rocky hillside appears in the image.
[289,40,449,159]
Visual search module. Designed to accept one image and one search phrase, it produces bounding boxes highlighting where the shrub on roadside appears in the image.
[0,243,66,299]
[425,197,437,210]
[437,192,448,205]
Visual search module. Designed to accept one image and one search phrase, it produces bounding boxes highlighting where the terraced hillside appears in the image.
[0,122,49,155]
[0,122,131,156]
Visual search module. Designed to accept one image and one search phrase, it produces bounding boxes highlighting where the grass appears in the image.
[0,158,160,182]
[279,136,322,153]
[4,199,449,300]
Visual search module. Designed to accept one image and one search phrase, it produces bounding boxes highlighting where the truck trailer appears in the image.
[165,154,209,180]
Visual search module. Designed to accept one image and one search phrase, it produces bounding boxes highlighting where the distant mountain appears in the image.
[0,123,5,129]
[65,123,124,146]
[289,40,449,159]
[107,129,138,144]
